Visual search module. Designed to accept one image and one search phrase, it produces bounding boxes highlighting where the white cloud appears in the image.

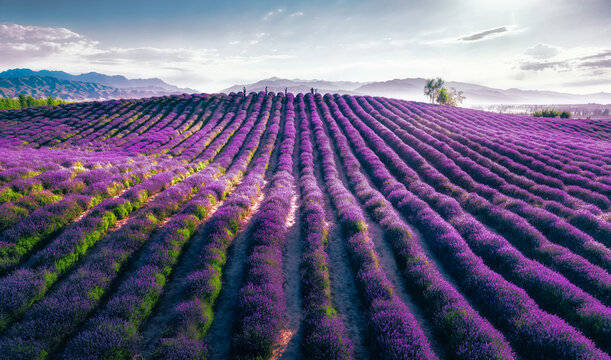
[425,25,521,45]
[262,8,284,21]
[0,23,300,91]
[512,46,611,91]
[289,11,304,17]
[525,44,561,59]
[459,26,509,41]
[0,23,99,63]
[0,23,83,42]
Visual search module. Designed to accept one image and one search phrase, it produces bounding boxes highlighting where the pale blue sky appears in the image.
[1,0,609,92]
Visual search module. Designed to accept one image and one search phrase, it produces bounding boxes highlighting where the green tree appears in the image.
[26,95,36,108]
[424,78,444,103]
[432,85,465,106]
[18,93,27,109]
[436,87,449,104]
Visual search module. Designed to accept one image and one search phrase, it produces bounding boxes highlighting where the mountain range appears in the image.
[1,69,609,105]
[223,77,611,105]
[0,69,197,101]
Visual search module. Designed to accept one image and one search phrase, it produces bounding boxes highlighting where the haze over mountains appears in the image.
[224,77,611,105]
[0,69,197,101]
[1,68,610,105]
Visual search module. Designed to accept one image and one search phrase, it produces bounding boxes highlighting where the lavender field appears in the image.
[0,92,609,360]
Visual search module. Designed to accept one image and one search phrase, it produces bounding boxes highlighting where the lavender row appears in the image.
[317,94,515,359]
[343,95,610,304]
[308,93,436,360]
[154,93,281,359]
[391,100,609,212]
[231,94,297,359]
[0,161,156,272]
[362,97,610,272]
[59,100,143,147]
[398,101,611,208]
[333,95,611,352]
[0,159,189,334]
[168,96,232,158]
[0,157,154,234]
[0,165,213,358]
[427,103,611,175]
[0,93,257,356]
[417,102,609,163]
[60,93,277,359]
[294,94,352,360]
[152,95,217,156]
[0,96,258,358]
[327,94,609,358]
[0,160,151,234]
[414,104,611,207]
[178,95,246,162]
[121,97,195,154]
[381,98,611,246]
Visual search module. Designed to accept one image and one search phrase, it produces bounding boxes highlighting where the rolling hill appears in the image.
[0,92,608,359]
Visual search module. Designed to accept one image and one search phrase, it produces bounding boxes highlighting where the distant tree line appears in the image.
[532,109,571,118]
[0,94,67,110]
[424,78,465,106]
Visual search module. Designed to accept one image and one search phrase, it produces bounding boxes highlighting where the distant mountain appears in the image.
[0,75,193,101]
[0,68,197,100]
[225,77,611,105]
[358,78,611,104]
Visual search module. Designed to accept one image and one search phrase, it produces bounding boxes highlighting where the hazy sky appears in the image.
[1,0,610,93]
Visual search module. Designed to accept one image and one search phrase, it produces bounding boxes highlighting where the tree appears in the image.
[18,93,27,109]
[424,78,444,103]
[436,88,449,104]
[448,88,465,105]
[26,95,36,108]
[425,78,466,106]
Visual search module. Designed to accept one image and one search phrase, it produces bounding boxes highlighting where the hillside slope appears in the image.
[0,93,609,360]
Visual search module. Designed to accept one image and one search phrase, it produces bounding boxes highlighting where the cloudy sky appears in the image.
[1,0,610,93]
